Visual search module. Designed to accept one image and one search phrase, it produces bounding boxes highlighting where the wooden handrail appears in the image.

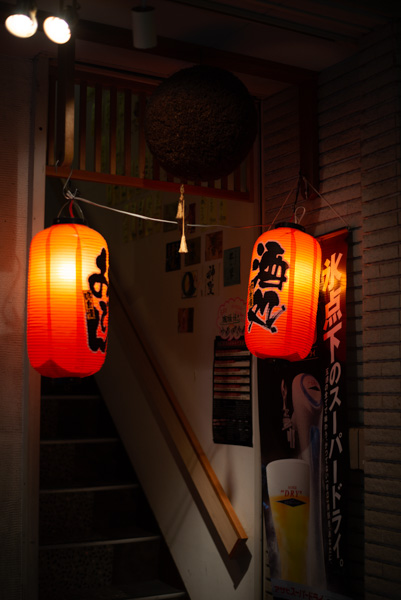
[108,279,248,558]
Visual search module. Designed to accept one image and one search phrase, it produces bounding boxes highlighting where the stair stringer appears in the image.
[95,288,252,600]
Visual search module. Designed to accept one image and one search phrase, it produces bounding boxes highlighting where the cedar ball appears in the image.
[144,65,258,182]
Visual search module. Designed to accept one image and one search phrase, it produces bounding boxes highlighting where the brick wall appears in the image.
[262,21,401,600]
[359,23,401,600]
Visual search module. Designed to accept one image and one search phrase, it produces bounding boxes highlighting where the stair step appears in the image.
[41,393,117,440]
[40,485,156,544]
[41,375,100,395]
[40,439,136,488]
[40,530,162,549]
[38,540,182,598]
[39,579,188,599]
[40,483,138,494]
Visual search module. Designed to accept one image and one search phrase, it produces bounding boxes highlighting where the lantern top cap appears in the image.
[53,216,86,225]
[276,221,305,232]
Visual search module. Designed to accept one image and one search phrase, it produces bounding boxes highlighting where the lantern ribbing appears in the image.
[245,225,321,362]
[27,222,109,378]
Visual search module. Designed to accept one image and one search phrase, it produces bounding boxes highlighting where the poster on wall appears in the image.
[213,335,252,447]
[258,228,350,600]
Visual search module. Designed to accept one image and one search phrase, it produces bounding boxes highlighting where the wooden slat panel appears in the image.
[47,73,56,167]
[138,93,147,179]
[247,146,255,202]
[47,66,254,201]
[109,87,117,175]
[234,165,242,192]
[79,81,87,171]
[220,175,228,190]
[124,89,131,176]
[153,158,160,181]
[94,84,102,173]
[55,40,75,167]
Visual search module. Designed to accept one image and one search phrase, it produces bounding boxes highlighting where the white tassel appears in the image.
[178,184,188,253]
[179,231,188,253]
[176,199,183,219]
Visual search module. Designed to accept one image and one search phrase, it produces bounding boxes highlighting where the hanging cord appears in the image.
[268,184,297,230]
[57,173,85,221]
[58,170,86,221]
[57,198,85,221]
[55,174,350,232]
[292,173,302,216]
[294,205,306,225]
[177,184,188,253]
[303,176,350,229]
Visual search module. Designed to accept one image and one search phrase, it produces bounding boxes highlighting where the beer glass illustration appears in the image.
[266,458,310,584]
[291,373,325,588]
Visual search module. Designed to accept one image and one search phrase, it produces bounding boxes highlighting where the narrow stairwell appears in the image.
[38,375,189,600]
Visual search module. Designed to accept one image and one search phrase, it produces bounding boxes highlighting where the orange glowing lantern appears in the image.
[27,217,109,378]
[245,223,321,361]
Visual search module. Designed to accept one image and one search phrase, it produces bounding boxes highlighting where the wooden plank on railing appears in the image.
[138,93,147,179]
[79,81,87,171]
[234,164,242,192]
[47,73,56,167]
[109,87,117,175]
[110,282,248,558]
[95,84,102,173]
[124,89,132,176]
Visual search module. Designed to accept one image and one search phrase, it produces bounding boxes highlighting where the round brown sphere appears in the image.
[144,65,258,181]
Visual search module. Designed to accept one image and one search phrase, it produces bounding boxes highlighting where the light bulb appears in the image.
[43,16,71,44]
[5,11,37,38]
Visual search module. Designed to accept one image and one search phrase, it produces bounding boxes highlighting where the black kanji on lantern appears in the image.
[247,241,289,333]
[85,247,109,352]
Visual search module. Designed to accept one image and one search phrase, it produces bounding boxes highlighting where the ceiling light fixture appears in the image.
[43,1,78,45]
[5,1,38,39]
[132,2,157,49]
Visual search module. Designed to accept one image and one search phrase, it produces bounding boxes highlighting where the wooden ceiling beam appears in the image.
[75,18,318,85]
[0,2,316,84]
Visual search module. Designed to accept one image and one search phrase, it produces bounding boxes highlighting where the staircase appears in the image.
[38,375,189,600]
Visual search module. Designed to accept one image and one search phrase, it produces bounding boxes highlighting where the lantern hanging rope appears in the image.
[59,172,351,232]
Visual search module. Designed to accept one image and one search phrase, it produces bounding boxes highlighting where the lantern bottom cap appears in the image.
[30,358,104,378]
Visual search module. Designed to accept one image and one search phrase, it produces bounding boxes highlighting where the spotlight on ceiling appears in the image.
[43,1,78,44]
[5,1,38,39]
[132,3,157,49]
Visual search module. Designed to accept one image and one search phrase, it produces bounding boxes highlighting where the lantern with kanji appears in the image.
[27,217,109,378]
[245,223,321,361]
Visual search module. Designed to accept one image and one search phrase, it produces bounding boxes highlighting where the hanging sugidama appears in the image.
[245,223,321,362]
[27,205,109,378]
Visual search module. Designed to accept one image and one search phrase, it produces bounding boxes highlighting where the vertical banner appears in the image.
[258,228,350,599]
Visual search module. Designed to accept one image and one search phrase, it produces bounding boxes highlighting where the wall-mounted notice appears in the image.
[213,337,252,447]
[224,246,241,286]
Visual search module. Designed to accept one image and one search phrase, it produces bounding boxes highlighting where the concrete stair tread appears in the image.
[40,524,161,548]
[45,580,187,599]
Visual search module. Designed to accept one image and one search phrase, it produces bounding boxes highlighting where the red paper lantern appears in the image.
[245,223,321,361]
[27,218,109,378]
